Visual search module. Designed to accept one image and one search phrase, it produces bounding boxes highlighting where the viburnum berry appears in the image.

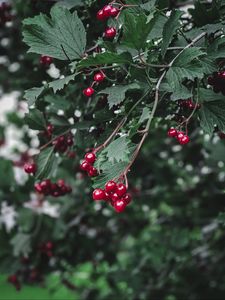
[178,135,190,145]
[111,192,120,202]
[83,87,94,97]
[123,193,132,205]
[93,189,106,201]
[104,27,117,39]
[103,5,113,17]
[94,72,105,82]
[114,199,127,213]
[96,9,106,21]
[105,180,117,193]
[116,183,127,197]
[85,152,96,164]
[40,55,53,66]
[80,160,91,171]
[110,7,119,17]
[168,128,177,138]
[24,163,37,174]
[88,166,98,177]
[176,131,185,140]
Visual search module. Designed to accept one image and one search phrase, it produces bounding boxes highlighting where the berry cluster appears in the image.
[0,2,12,26]
[24,162,37,175]
[40,55,53,66]
[80,152,98,177]
[83,71,105,97]
[208,72,225,95]
[39,241,54,258]
[167,128,190,145]
[44,123,54,139]
[34,179,72,197]
[179,99,201,110]
[97,4,119,39]
[93,181,132,213]
[52,132,74,153]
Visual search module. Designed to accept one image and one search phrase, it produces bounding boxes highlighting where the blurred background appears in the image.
[1,0,225,300]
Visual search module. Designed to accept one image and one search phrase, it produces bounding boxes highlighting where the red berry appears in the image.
[57,179,65,187]
[34,183,42,193]
[104,27,117,39]
[122,193,132,205]
[46,241,53,250]
[40,55,53,66]
[105,180,117,193]
[66,138,73,146]
[96,9,106,21]
[88,166,98,177]
[93,189,106,201]
[110,7,119,17]
[116,183,127,197]
[111,192,120,202]
[167,128,177,138]
[85,152,96,164]
[24,163,37,174]
[178,135,190,145]
[94,72,105,82]
[8,275,18,284]
[83,87,94,97]
[176,131,184,140]
[80,160,91,171]
[114,199,127,213]
[103,5,113,17]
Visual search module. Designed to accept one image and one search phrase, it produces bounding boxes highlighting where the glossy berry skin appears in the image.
[114,199,127,213]
[88,166,98,177]
[85,152,96,164]
[116,183,127,197]
[104,27,117,39]
[103,5,113,17]
[176,131,184,140]
[83,87,94,97]
[167,128,177,138]
[110,7,119,17]
[105,180,117,193]
[93,189,106,201]
[24,163,37,174]
[111,192,120,202]
[178,135,190,145]
[96,9,106,21]
[80,161,90,171]
[94,72,105,82]
[40,55,53,66]
[123,193,132,205]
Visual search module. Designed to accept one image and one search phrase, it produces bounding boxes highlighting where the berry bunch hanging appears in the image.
[34,179,72,197]
[80,152,98,177]
[168,128,190,145]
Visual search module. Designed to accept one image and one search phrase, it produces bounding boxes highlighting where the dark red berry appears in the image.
[116,183,127,197]
[93,189,106,201]
[104,27,117,39]
[96,9,106,21]
[176,131,184,140]
[94,72,105,82]
[103,5,113,17]
[66,138,73,146]
[123,193,132,205]
[8,275,18,284]
[24,163,37,174]
[85,152,96,164]
[105,180,117,193]
[178,135,190,145]
[40,55,53,66]
[88,166,98,177]
[167,128,177,138]
[46,241,53,250]
[114,199,127,213]
[80,160,91,171]
[83,87,94,97]
[34,183,42,193]
[111,192,120,202]
[110,7,119,17]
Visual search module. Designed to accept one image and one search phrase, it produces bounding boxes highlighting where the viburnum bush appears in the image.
[2,0,225,298]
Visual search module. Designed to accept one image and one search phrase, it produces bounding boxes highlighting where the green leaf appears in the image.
[99,83,140,109]
[24,86,45,107]
[56,0,83,9]
[173,47,205,66]
[23,5,86,60]
[138,107,150,124]
[147,13,167,40]
[199,88,225,102]
[78,52,132,68]
[35,147,57,180]
[45,95,71,111]
[105,136,131,163]
[140,1,156,12]
[199,100,225,134]
[161,10,183,57]
[24,109,46,130]
[48,74,76,93]
[10,233,31,257]
[122,12,152,50]
[0,160,15,188]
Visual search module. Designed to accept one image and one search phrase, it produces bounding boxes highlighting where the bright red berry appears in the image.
[96,9,106,21]
[80,160,90,171]
[93,189,106,201]
[123,193,132,205]
[110,7,119,17]
[40,55,53,66]
[24,163,37,174]
[83,87,94,97]
[114,199,127,213]
[167,128,177,138]
[111,192,120,202]
[103,5,113,17]
[104,27,117,39]
[176,131,184,140]
[116,183,127,197]
[88,166,98,177]
[105,180,117,193]
[94,72,105,82]
[178,135,190,145]
[85,152,96,164]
